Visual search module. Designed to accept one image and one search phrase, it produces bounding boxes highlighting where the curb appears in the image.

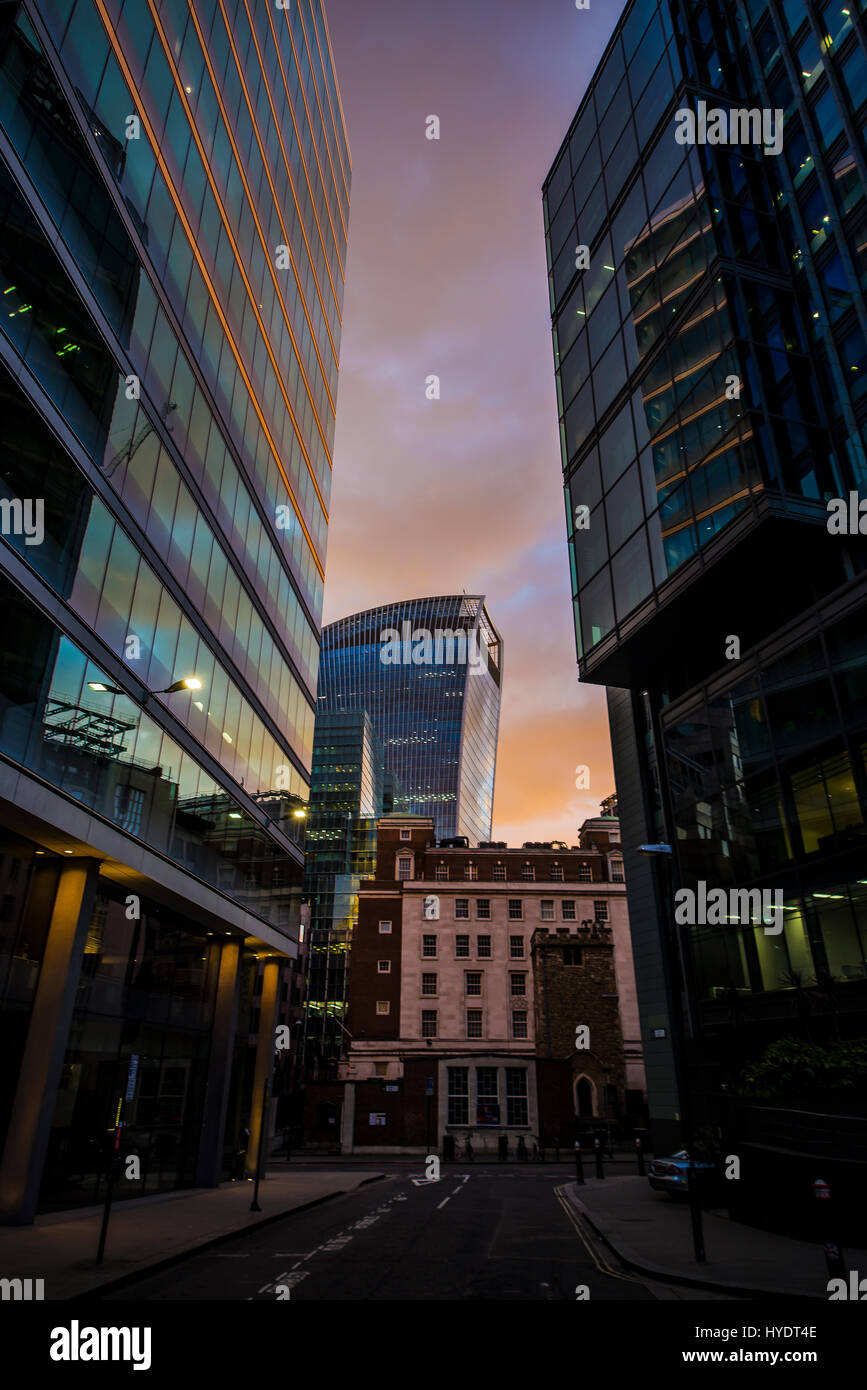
[67,1174,387,1302]
[563,1184,825,1302]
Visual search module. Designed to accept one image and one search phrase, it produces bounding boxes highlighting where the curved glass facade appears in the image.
[546,0,863,668]
[545,0,867,1172]
[0,0,348,1219]
[0,0,350,924]
[318,597,503,845]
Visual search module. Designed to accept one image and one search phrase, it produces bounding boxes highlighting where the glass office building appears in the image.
[0,0,348,1219]
[303,711,388,1075]
[544,0,867,1158]
[317,596,503,846]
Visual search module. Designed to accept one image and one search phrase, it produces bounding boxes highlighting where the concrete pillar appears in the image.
[245,958,279,1179]
[195,938,241,1188]
[0,857,99,1224]
[340,1081,355,1154]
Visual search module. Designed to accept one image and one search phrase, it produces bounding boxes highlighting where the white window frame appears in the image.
[378,921,392,934]
[376,1001,390,1015]
[377,960,391,973]
[466,1009,483,1039]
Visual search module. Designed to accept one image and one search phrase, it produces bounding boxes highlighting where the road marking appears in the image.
[554,1186,642,1285]
[436,1196,451,1209]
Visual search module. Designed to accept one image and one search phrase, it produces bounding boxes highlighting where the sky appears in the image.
[322,0,621,846]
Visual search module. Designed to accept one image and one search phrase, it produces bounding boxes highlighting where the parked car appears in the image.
[648,1149,717,1197]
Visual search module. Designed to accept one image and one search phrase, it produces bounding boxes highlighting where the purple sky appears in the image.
[322,0,620,844]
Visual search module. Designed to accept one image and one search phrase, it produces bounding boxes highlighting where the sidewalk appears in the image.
[0,1168,385,1300]
[563,1174,866,1299]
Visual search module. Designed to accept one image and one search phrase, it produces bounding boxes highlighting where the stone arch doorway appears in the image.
[574,1075,596,1118]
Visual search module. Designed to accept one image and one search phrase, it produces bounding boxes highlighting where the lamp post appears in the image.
[637,842,706,1264]
[88,675,204,696]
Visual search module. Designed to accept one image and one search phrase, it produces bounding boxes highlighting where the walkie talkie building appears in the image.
[0,0,348,1219]
[318,596,503,846]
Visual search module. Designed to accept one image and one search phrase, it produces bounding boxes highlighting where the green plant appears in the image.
[737,1036,867,1101]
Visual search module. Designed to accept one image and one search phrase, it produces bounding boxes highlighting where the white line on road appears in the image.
[436,1196,451,1209]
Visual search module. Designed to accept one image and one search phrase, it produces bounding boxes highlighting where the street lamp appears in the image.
[637,841,706,1264]
[88,675,203,695]
[158,676,203,693]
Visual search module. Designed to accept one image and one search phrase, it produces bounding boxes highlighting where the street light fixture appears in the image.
[637,841,706,1264]
[88,676,204,695]
[159,676,203,693]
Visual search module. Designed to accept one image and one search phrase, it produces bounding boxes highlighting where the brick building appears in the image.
[316,812,645,1155]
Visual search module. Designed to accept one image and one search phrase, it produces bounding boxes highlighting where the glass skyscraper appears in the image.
[317,596,503,846]
[0,0,348,1219]
[303,710,388,1074]
[544,0,867,1204]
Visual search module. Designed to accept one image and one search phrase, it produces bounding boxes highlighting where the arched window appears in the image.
[574,1075,596,1118]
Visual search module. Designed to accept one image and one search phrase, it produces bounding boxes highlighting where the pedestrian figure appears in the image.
[465,1136,474,1162]
[517,1135,528,1162]
[532,1139,539,1162]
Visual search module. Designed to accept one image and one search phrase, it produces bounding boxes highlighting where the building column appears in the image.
[245,958,280,1179]
[195,938,241,1188]
[0,857,99,1225]
[340,1081,355,1154]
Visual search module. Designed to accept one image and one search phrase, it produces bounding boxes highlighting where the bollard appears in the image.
[635,1137,646,1176]
[594,1137,605,1179]
[813,1178,847,1281]
[574,1141,585,1185]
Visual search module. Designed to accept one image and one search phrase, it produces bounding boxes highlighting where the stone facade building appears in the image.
[313,812,645,1154]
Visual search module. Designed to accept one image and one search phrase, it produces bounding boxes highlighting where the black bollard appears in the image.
[594,1138,605,1179]
[574,1141,585,1185]
[813,1178,847,1282]
[635,1137,646,1176]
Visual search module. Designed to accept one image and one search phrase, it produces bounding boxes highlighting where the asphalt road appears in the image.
[102,1167,719,1302]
